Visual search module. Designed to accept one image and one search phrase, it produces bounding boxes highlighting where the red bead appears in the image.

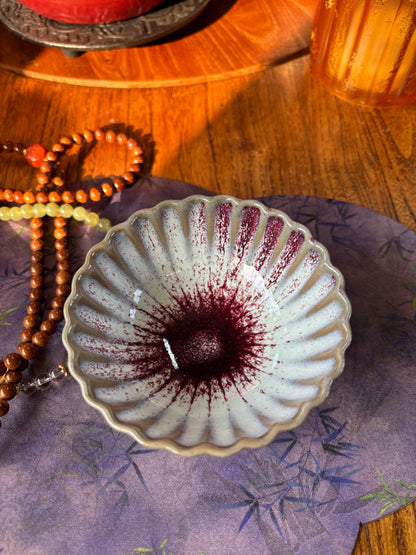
[48,191,61,203]
[37,173,50,186]
[53,227,67,240]
[24,143,47,168]
[30,228,44,240]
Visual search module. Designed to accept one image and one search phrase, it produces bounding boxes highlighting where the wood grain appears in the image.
[0,0,317,87]
[1,54,415,232]
[0,26,415,553]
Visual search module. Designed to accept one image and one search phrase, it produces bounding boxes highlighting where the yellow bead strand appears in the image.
[0,202,111,230]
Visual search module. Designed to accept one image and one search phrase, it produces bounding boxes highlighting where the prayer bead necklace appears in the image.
[0,128,143,427]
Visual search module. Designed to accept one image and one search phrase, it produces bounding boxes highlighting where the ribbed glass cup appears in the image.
[310,0,416,106]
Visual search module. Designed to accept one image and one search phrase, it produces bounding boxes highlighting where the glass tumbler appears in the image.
[310,0,416,106]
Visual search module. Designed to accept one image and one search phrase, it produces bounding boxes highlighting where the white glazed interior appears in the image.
[63,195,352,457]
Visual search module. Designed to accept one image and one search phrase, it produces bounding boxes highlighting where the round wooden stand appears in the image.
[0,0,317,88]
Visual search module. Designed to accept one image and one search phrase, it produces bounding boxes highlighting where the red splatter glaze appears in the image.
[91,202,308,412]
[159,292,270,403]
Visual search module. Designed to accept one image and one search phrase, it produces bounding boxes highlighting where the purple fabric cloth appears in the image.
[0,177,415,555]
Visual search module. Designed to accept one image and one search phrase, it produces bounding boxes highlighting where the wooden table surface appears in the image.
[0,0,415,552]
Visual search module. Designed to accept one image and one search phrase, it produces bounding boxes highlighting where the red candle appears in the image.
[18,0,165,24]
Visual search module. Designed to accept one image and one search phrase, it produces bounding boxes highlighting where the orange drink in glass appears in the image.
[310,0,416,106]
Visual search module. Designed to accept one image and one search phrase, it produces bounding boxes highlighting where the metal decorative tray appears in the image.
[0,0,210,55]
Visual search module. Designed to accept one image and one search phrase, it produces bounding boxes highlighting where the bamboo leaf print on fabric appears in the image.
[0,306,19,325]
[378,230,415,261]
[360,470,416,517]
[293,197,361,251]
[221,407,364,540]
[402,265,416,314]
[18,421,155,543]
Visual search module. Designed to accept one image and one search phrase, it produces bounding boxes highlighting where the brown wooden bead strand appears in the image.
[36,128,142,201]
[0,215,72,427]
[0,351,25,419]
[0,128,143,207]
[0,127,143,428]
